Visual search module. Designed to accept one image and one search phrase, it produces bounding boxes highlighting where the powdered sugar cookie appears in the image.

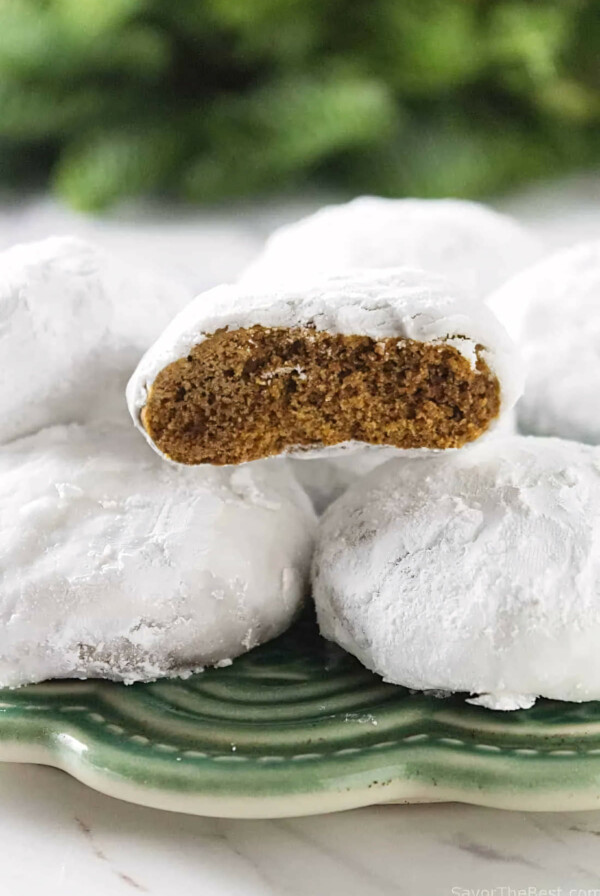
[128,268,522,468]
[0,236,189,444]
[489,240,600,442]
[313,435,600,710]
[241,197,541,303]
[0,422,315,687]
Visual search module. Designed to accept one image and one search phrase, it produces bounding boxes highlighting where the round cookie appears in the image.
[240,197,541,303]
[0,422,316,687]
[128,268,522,468]
[488,240,600,442]
[0,236,189,444]
[313,435,600,710]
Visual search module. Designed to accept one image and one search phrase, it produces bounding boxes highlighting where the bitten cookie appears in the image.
[0,236,189,444]
[488,240,600,442]
[0,423,316,687]
[127,268,522,467]
[240,197,541,302]
[313,435,600,710]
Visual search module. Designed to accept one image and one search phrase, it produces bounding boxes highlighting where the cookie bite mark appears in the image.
[140,325,501,465]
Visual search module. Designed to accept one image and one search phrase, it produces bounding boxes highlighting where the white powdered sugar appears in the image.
[488,240,600,443]
[240,197,541,303]
[0,422,316,687]
[312,435,600,710]
[127,266,523,464]
[0,236,190,444]
[291,407,518,513]
[291,446,402,515]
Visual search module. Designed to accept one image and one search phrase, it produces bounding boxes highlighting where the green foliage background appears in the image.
[1,0,599,210]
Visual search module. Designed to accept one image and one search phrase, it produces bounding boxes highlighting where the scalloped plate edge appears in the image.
[1,741,600,817]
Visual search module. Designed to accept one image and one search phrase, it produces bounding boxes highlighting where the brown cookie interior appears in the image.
[141,325,501,465]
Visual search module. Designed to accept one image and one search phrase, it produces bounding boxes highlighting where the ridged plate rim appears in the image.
[1,615,599,817]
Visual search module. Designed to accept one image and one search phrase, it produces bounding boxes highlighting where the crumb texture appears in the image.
[141,325,500,465]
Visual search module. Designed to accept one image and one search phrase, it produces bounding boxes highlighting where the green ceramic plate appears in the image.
[1,612,599,817]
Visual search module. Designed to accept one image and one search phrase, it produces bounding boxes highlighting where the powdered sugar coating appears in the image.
[313,435,600,710]
[0,236,190,444]
[290,447,401,514]
[0,422,316,687]
[128,267,523,463]
[291,409,517,513]
[240,197,541,303]
[488,240,600,442]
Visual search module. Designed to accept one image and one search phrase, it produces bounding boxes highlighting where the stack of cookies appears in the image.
[3,199,600,712]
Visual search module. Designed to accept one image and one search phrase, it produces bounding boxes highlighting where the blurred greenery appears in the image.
[0,0,598,210]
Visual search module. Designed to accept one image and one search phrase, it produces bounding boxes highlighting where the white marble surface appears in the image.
[1,176,600,894]
[3,765,600,895]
